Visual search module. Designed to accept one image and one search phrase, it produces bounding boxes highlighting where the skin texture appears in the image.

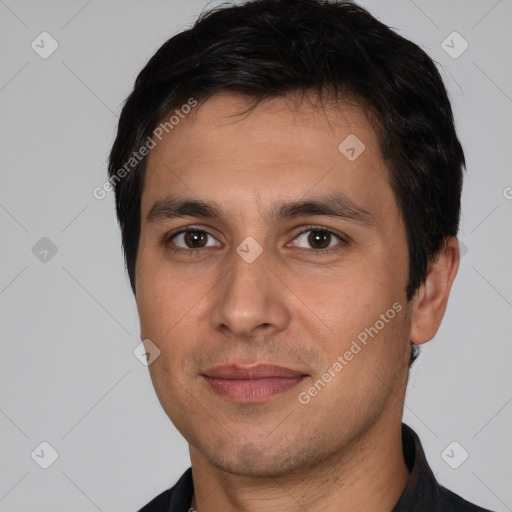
[135,91,460,512]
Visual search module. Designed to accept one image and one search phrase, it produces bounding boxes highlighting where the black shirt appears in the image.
[137,423,494,512]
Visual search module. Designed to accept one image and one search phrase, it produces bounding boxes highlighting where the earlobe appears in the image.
[409,236,460,345]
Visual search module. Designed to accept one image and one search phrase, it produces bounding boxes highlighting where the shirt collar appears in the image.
[392,423,444,511]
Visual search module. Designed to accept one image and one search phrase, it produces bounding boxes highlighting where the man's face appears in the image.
[136,92,413,476]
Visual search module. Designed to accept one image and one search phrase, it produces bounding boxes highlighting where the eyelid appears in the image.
[287,225,348,251]
[164,224,348,253]
[164,225,222,249]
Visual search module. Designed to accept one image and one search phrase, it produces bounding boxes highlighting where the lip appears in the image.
[202,364,307,403]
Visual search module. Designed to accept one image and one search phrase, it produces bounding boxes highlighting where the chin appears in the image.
[196,437,318,478]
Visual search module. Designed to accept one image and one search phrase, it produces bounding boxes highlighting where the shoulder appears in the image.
[439,485,495,512]
[135,468,193,512]
[137,488,173,512]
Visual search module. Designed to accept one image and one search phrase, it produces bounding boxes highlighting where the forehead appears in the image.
[141,91,395,225]
[148,91,379,166]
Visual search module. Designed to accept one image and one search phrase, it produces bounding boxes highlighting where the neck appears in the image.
[189,414,410,512]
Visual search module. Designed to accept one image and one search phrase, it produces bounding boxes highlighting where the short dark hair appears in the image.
[108,0,465,367]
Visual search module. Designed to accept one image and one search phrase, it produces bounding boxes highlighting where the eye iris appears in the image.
[308,230,330,249]
[185,230,207,248]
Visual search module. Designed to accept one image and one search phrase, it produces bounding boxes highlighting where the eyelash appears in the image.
[164,225,348,256]
[288,226,347,255]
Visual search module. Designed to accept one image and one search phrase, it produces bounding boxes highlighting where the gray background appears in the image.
[1,0,511,511]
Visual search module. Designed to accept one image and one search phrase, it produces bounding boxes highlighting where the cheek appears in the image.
[135,252,213,364]
[135,258,170,339]
[136,245,185,335]
[296,264,396,333]
[137,278,191,345]
[300,269,408,385]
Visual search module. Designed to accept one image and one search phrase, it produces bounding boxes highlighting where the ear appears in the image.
[409,236,460,345]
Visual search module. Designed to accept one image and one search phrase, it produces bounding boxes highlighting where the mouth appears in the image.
[202,364,308,403]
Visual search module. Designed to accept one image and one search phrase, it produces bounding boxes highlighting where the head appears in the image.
[109,0,463,476]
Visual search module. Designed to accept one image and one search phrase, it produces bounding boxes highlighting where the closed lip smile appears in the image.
[202,364,308,402]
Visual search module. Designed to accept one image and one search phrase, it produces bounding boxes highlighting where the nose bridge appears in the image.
[211,246,290,337]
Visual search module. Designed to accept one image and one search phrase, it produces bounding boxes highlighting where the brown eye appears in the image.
[169,229,221,251]
[291,228,345,252]
[308,230,331,249]
[184,230,208,248]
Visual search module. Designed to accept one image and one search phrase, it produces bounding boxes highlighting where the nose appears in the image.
[210,248,291,339]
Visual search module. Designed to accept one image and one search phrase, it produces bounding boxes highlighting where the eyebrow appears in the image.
[146,193,377,228]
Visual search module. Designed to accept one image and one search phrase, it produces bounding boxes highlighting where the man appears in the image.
[108,1,494,510]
